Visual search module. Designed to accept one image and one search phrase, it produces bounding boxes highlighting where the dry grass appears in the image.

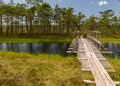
[0,51,84,86]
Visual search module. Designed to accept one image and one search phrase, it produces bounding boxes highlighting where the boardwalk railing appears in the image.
[87,36,103,50]
[78,38,116,86]
[87,30,103,50]
[66,32,120,85]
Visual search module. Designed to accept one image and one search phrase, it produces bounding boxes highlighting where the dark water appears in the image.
[0,42,120,57]
[0,43,69,56]
[104,43,120,58]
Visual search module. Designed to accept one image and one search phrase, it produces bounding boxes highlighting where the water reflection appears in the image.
[0,42,119,57]
[0,43,69,56]
[104,43,120,58]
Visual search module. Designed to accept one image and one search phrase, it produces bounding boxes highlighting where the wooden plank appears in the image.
[81,69,115,72]
[78,38,116,86]
[88,36,102,45]
[83,80,95,84]
[78,58,87,60]
[101,51,113,54]
[83,80,119,84]
[66,38,79,54]
[77,38,114,72]
[92,31,101,33]
[66,51,77,53]
[114,81,120,85]
[81,69,91,71]
[87,40,114,71]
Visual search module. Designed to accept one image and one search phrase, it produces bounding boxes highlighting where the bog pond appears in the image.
[104,43,120,58]
[0,42,119,57]
[0,43,69,56]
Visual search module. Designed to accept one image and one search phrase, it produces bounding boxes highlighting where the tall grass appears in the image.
[0,51,84,86]
[1,51,116,85]
[105,56,120,85]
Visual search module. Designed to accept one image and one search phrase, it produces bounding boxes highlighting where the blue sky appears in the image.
[4,0,120,18]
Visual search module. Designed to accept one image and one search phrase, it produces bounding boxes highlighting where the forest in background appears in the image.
[0,0,120,38]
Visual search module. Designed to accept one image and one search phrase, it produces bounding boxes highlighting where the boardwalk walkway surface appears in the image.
[66,37,120,86]
[77,38,116,86]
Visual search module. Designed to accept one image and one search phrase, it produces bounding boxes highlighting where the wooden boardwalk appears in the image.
[78,38,116,86]
[67,37,117,86]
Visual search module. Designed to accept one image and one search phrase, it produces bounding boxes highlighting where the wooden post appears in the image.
[77,30,80,38]
[88,30,101,49]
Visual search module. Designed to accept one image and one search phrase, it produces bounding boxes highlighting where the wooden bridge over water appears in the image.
[67,31,119,86]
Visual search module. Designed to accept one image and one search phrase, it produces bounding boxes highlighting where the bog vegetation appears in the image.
[106,56,120,83]
[0,0,120,38]
[0,0,120,86]
[0,51,120,86]
[0,51,84,86]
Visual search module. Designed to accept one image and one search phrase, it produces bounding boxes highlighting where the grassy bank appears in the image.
[100,38,120,44]
[0,51,84,86]
[105,56,120,83]
[0,36,73,43]
[1,51,119,86]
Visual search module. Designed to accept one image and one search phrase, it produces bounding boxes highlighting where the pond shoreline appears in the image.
[100,38,120,44]
[0,42,69,56]
[0,36,73,43]
[1,37,120,43]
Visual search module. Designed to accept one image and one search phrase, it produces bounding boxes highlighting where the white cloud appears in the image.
[98,1,108,6]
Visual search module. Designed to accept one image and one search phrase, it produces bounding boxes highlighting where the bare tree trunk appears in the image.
[30,20,32,36]
[25,18,29,34]
[43,24,46,36]
[6,15,9,36]
[16,16,19,34]
[0,15,2,34]
[20,17,24,35]
[10,15,13,34]
[66,21,70,36]
[43,19,46,36]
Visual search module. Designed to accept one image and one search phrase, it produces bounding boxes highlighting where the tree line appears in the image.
[83,10,120,38]
[0,0,120,37]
